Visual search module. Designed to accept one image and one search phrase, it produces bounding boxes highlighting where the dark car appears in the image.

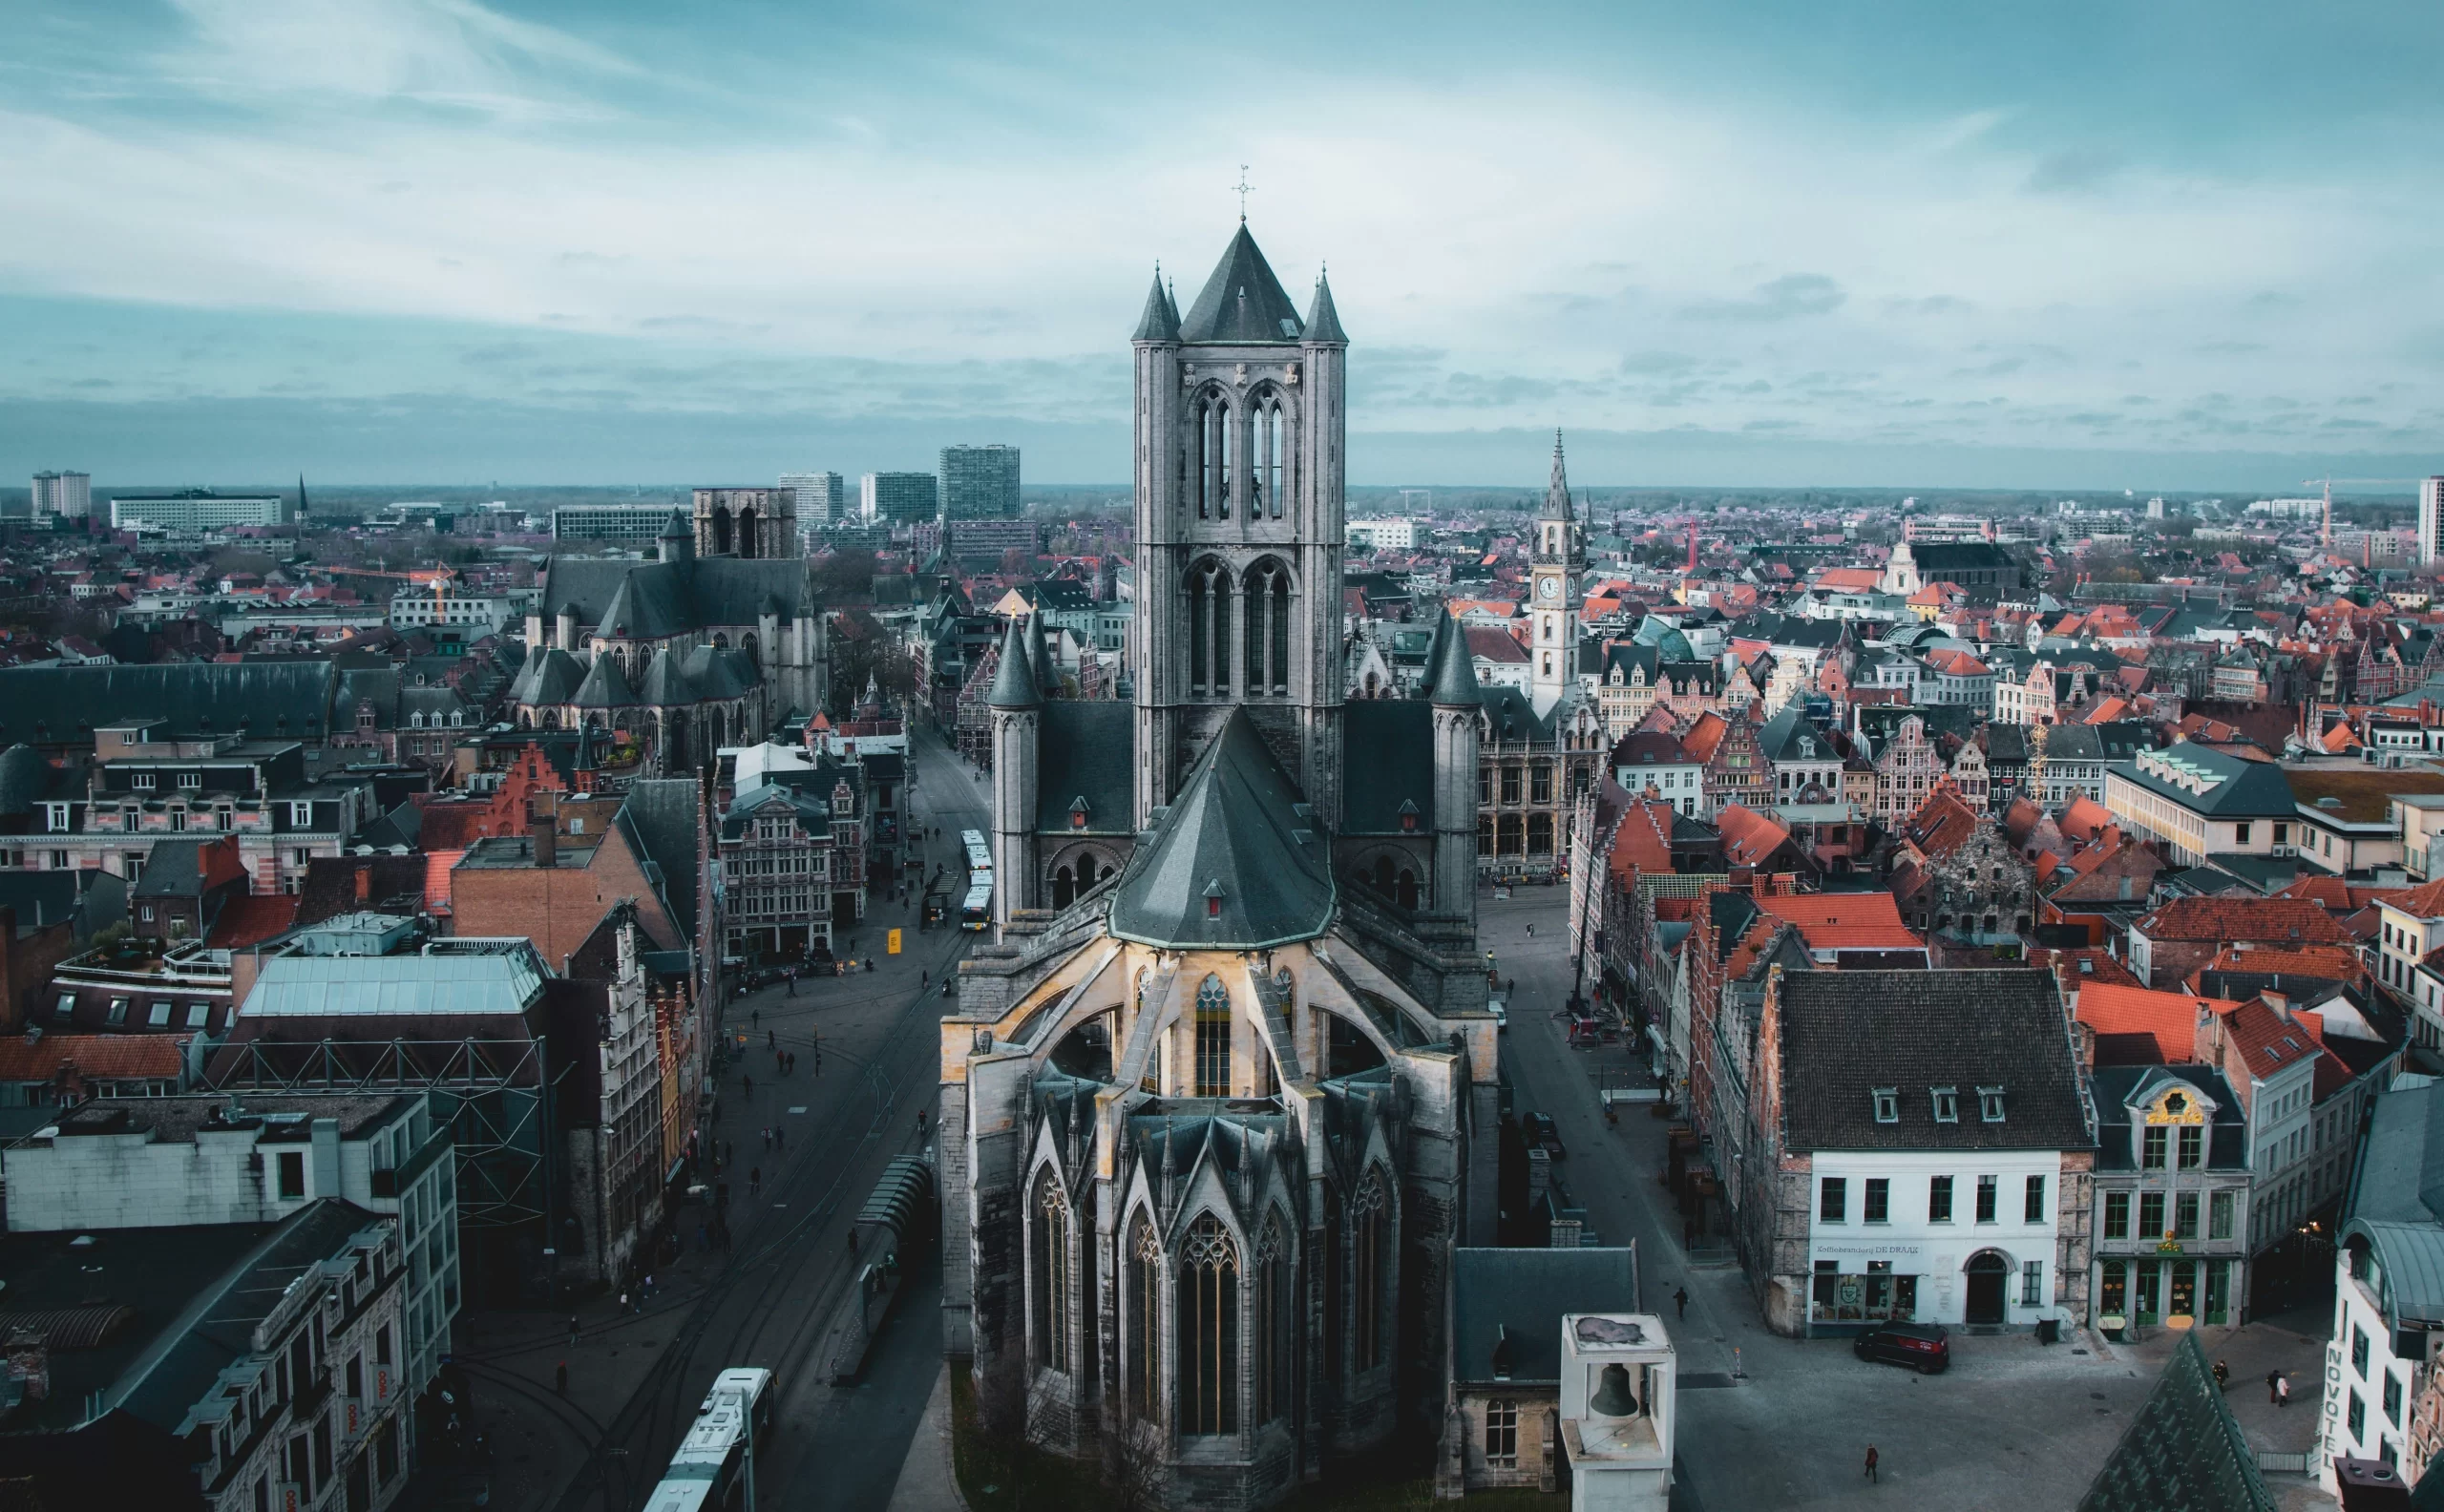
[1852,1322,1949,1374]
[1524,1112,1566,1159]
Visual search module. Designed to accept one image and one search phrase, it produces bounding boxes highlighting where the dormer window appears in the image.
[1399,798,1420,833]
[1931,1086,1959,1124]
[1978,1086,2006,1123]
[1871,1087,1898,1124]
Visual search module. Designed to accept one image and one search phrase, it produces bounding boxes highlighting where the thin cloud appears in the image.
[1678,274,1845,322]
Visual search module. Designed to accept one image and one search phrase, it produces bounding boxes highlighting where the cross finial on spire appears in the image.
[1234,165,1254,223]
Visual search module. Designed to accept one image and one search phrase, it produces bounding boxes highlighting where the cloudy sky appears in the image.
[5,0,2440,490]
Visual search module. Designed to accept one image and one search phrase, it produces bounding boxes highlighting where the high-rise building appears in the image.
[31,471,91,519]
[2421,476,2444,566]
[861,472,939,525]
[778,471,845,525]
[553,504,686,543]
[938,444,1021,521]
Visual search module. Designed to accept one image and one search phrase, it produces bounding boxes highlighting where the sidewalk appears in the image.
[885,1364,966,1512]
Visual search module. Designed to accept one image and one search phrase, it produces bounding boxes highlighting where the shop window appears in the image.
[2100,1260,2126,1318]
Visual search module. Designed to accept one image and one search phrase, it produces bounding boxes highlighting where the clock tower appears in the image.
[1528,430,1584,717]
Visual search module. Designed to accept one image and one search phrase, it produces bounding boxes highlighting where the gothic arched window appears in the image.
[1194,974,1230,1097]
[1241,558,1291,698]
[1354,1170,1390,1371]
[1254,1216,1291,1422]
[1261,399,1289,518]
[1177,1214,1239,1436]
[1032,1171,1071,1373]
[737,506,759,558]
[1130,1216,1162,1418]
[1187,561,1233,698]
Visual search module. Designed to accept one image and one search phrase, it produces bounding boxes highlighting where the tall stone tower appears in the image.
[1528,431,1585,718]
[691,486,801,559]
[1129,225,1350,829]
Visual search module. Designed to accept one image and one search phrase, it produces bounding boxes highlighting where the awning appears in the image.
[856,1156,938,1247]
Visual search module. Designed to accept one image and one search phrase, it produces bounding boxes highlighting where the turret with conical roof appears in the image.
[658,507,694,564]
[1305,271,1347,345]
[1025,610,1055,696]
[1426,608,1482,923]
[988,616,1042,921]
[1131,266,1179,344]
[1426,608,1482,707]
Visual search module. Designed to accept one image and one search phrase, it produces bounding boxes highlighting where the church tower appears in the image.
[1528,430,1585,718]
[1129,225,1349,829]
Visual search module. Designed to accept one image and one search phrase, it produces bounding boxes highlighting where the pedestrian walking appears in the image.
[749,1166,761,1195]
[567,1314,579,1346]
[846,1229,858,1256]
[2278,1375,2291,1408]
[751,1008,759,1029]
[744,1074,753,1097]
[2213,1359,2230,1392]
[618,1292,628,1315]
[1864,1445,1878,1483]
[2266,1369,2282,1404]
[787,971,796,998]
[762,1126,772,1151]
[698,1221,708,1251]
[916,1108,928,1133]
[1674,1287,1688,1320]
[775,1124,785,1152]
[1526,923,1535,937]
[557,1360,569,1395]
[769,1030,776,1050]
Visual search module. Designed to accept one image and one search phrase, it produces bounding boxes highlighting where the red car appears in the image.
[1852,1322,1949,1374]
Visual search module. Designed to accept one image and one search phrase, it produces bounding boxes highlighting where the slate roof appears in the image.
[1131,269,1180,342]
[1106,708,1333,950]
[1450,1247,1639,1385]
[1340,700,1436,836]
[538,554,813,637]
[0,662,337,746]
[2090,1064,2251,1174]
[1424,611,1482,706]
[2116,743,2297,818]
[1305,272,1347,344]
[2040,721,2157,763]
[1756,704,1836,764]
[1776,969,2090,1152]
[1176,225,1306,345]
[571,652,641,708]
[513,648,586,705]
[988,618,1041,708]
[2075,1331,2275,1512]
[1036,702,1134,835]
[622,778,705,930]
[0,743,55,817]
[1907,541,2016,573]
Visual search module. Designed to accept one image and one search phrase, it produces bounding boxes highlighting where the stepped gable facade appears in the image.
[943,227,1496,1510]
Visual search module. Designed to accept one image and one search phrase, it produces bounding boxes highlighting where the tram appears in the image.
[641,1367,774,1512]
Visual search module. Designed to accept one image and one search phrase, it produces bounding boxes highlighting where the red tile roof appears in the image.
[2214,998,2327,1083]
[2384,875,2444,919]
[2075,982,2230,1065]
[2032,947,2143,991]
[2189,943,2366,988]
[1714,803,1791,868]
[1898,788,1983,859]
[2057,796,2114,846]
[1755,891,1922,953]
[205,892,297,949]
[0,1034,191,1082]
[2136,896,2350,945]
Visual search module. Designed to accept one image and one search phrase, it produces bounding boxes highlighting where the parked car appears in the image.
[1524,1111,1566,1159]
[1487,996,1507,1032]
[1852,1322,1949,1374]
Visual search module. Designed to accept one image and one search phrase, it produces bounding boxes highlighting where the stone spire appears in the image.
[987,618,1041,709]
[1305,270,1347,345]
[1426,609,1482,707]
[1131,265,1179,343]
[1542,430,1573,521]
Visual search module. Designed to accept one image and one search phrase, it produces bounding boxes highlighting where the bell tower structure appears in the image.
[1528,430,1585,718]
[1130,225,1349,829]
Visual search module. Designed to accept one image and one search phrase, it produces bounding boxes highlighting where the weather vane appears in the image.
[1234,165,1254,223]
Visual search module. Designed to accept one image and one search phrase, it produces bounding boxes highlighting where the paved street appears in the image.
[435,728,985,1512]
[1484,891,2336,1511]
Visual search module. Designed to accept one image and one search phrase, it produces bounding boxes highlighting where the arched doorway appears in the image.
[1964,1250,2012,1325]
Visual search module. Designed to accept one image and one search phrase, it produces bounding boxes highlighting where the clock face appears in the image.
[1538,576,1560,601]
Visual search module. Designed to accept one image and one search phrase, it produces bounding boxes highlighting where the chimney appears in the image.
[354,867,371,905]
[531,813,557,870]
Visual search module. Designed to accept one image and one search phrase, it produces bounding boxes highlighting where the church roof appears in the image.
[1037,702,1133,834]
[1177,225,1306,346]
[513,648,586,706]
[2075,1331,2274,1512]
[1304,272,1347,344]
[1107,708,1334,950]
[1131,268,1180,343]
[539,555,813,639]
[570,652,641,708]
[635,644,685,706]
[1340,701,1436,835]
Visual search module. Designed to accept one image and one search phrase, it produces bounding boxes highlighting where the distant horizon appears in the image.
[5,4,2438,491]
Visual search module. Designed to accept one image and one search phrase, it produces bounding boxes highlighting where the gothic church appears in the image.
[940,226,1499,1509]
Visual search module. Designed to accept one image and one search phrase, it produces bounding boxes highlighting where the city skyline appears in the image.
[3,1,2437,489]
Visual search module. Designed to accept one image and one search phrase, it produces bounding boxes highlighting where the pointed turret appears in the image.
[1025,610,1054,694]
[1542,430,1572,520]
[1178,225,1305,345]
[1304,270,1348,345]
[658,507,694,564]
[296,472,309,518]
[1132,266,1180,343]
[987,618,1041,709]
[1426,609,1481,707]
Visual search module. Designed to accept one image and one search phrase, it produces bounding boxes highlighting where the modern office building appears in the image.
[862,471,939,525]
[552,504,686,543]
[2420,475,2444,567]
[109,489,285,532]
[779,471,846,526]
[938,444,1021,521]
[31,471,91,519]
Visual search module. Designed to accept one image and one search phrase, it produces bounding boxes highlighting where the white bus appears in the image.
[642,1367,774,1512]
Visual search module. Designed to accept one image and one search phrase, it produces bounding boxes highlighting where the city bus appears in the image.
[959,829,994,931]
[643,1367,774,1512]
